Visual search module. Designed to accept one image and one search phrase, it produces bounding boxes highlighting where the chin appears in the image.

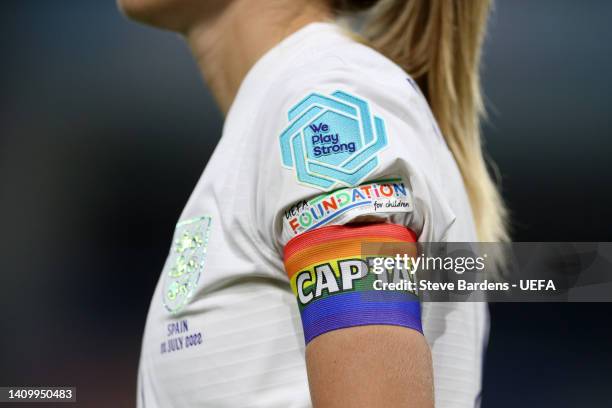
[117,0,227,31]
[117,0,184,30]
[118,0,160,21]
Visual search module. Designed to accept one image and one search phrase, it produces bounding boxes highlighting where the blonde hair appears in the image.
[336,0,509,243]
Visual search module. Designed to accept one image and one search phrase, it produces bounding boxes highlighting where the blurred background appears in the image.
[1,0,611,407]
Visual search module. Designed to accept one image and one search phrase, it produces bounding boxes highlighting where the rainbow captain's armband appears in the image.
[283,223,422,344]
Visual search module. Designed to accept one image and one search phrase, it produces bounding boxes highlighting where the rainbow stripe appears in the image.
[284,223,422,343]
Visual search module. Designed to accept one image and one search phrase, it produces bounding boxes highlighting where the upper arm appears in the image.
[257,75,455,405]
[307,325,433,408]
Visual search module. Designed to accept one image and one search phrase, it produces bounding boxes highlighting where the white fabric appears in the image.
[138,22,488,408]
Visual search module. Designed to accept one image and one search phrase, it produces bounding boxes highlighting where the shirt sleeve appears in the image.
[254,61,456,252]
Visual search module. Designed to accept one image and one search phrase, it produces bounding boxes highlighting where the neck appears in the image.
[186,0,332,114]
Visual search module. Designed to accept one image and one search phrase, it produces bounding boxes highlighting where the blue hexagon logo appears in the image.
[279,90,388,189]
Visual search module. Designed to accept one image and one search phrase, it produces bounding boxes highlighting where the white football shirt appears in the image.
[137,22,488,408]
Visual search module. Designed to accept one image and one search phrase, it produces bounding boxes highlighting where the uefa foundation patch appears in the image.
[162,215,212,314]
[283,177,413,238]
[279,90,388,189]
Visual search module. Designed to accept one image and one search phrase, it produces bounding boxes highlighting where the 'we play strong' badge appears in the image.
[279,90,388,189]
